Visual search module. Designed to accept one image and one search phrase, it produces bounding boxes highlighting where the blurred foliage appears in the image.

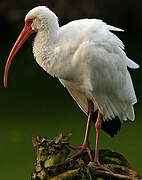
[0,1,141,180]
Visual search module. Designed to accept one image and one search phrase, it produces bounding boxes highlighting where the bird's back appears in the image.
[58,19,124,49]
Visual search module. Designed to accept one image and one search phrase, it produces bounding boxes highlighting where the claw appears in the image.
[94,161,113,173]
[69,144,93,161]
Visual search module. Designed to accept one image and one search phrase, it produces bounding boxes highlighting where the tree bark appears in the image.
[31,132,141,180]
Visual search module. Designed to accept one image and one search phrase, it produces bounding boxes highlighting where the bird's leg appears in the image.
[94,111,101,163]
[94,111,112,172]
[70,100,94,161]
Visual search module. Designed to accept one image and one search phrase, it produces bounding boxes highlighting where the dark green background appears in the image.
[0,0,141,179]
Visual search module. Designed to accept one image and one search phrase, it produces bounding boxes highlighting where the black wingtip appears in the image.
[92,110,121,137]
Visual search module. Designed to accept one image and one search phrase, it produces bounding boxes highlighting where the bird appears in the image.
[4,6,139,171]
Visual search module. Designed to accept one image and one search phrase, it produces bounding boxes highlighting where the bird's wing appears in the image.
[85,41,138,121]
[58,19,139,121]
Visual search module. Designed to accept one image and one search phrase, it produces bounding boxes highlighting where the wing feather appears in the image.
[127,58,139,69]
[88,43,137,121]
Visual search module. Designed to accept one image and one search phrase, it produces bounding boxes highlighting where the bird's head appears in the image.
[25,6,58,32]
[4,6,58,88]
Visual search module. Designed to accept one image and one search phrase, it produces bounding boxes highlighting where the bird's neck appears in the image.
[34,28,58,47]
[33,29,58,74]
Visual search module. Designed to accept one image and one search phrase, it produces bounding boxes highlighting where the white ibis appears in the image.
[4,6,139,171]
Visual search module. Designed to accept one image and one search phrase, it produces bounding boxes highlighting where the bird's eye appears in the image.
[27,19,33,24]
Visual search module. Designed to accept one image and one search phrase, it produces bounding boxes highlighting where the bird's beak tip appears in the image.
[4,82,7,88]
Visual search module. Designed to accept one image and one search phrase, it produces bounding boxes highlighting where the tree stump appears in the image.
[31,132,141,180]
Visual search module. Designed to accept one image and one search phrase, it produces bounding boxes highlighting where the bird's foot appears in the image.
[69,143,93,161]
[94,161,112,173]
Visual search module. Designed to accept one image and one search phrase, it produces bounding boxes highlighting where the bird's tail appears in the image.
[95,96,135,122]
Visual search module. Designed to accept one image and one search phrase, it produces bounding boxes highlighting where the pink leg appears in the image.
[70,100,94,161]
[94,111,112,172]
[94,111,101,163]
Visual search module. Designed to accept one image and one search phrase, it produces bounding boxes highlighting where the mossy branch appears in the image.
[31,132,141,180]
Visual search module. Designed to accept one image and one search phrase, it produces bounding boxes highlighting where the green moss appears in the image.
[31,133,141,180]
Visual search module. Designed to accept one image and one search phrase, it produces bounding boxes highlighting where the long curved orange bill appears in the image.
[4,23,35,88]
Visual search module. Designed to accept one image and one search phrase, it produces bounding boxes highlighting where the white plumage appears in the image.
[26,6,139,122]
[4,6,139,170]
